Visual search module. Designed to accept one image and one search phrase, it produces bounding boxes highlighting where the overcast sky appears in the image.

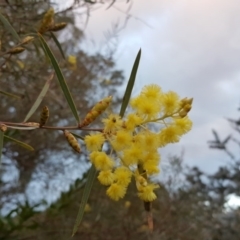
[79,0,240,173]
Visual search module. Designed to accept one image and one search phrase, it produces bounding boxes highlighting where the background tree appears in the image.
[0,0,128,215]
[3,152,239,240]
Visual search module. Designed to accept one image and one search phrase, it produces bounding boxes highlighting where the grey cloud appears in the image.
[84,0,240,172]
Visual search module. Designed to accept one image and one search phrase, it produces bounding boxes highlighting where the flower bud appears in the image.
[179,97,193,109]
[79,96,112,128]
[135,175,148,191]
[0,124,7,132]
[179,109,188,118]
[186,98,193,105]
[93,96,112,112]
[39,106,49,127]
[38,8,55,34]
[49,22,67,32]
[8,47,25,54]
[79,110,99,128]
[21,36,34,45]
[184,104,192,113]
[179,97,187,108]
[64,130,80,153]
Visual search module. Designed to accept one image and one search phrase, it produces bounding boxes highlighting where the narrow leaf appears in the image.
[50,32,65,59]
[4,135,34,151]
[0,12,20,41]
[72,165,96,236]
[38,34,80,123]
[24,73,54,122]
[0,90,22,99]
[0,131,3,168]
[33,41,42,57]
[119,49,141,117]
[71,132,84,141]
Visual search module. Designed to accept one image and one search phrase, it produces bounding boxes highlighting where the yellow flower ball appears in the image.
[138,184,159,202]
[94,152,115,171]
[84,132,105,151]
[106,183,127,201]
[98,170,115,186]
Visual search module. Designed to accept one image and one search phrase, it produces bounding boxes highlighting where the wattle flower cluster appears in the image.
[84,84,193,202]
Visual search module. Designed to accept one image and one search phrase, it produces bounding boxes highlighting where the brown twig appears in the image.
[0,121,103,132]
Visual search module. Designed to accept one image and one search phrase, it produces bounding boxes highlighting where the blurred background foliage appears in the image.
[1,0,240,239]
[0,0,125,212]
